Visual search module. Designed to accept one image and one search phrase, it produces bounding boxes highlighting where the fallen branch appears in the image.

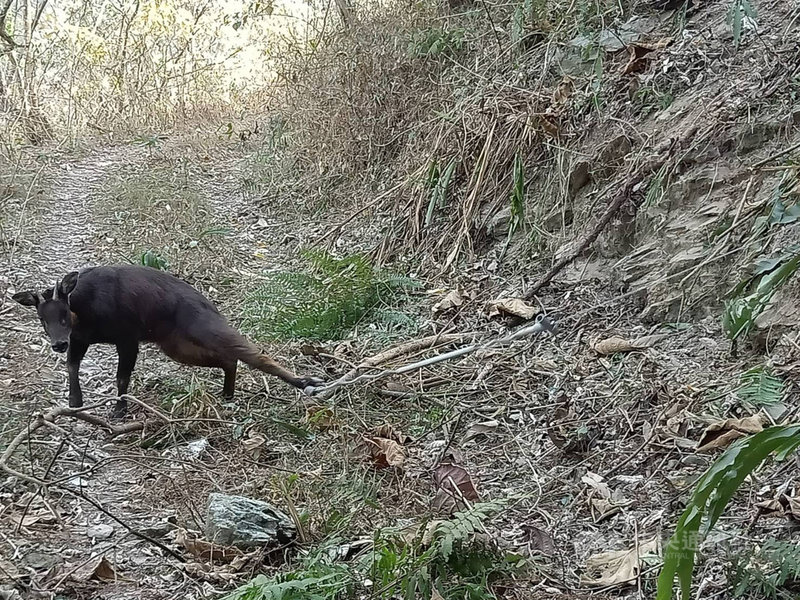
[315,332,475,400]
[317,316,556,397]
[522,141,683,300]
[1,402,143,476]
[0,402,185,562]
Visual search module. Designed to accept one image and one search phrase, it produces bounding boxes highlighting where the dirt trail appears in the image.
[12,146,144,279]
[1,145,192,600]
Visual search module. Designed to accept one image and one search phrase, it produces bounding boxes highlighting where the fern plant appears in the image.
[657,425,800,600]
[224,500,522,600]
[241,249,418,341]
[726,540,800,599]
[363,500,516,600]
[737,366,784,407]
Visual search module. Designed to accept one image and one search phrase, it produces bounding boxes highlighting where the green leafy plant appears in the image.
[223,564,353,600]
[645,164,669,207]
[656,425,800,600]
[408,28,465,58]
[722,249,800,341]
[737,366,784,407]
[424,158,458,228]
[139,249,169,270]
[727,0,757,49]
[241,249,418,341]
[726,540,800,599]
[224,500,522,600]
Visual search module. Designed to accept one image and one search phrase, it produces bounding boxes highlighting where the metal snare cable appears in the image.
[309,314,557,396]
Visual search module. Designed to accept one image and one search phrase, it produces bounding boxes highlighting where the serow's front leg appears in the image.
[113,342,139,418]
[67,339,89,408]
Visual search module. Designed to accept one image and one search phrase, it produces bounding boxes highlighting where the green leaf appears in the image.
[656,425,800,600]
[270,418,315,441]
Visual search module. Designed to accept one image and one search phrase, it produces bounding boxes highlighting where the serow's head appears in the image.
[12,271,80,353]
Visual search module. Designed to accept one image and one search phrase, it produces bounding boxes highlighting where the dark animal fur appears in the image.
[13,265,323,417]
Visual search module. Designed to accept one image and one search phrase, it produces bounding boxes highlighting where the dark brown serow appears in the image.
[13,265,325,417]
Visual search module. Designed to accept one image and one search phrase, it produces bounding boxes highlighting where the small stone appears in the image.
[139,520,177,539]
[568,161,591,197]
[87,524,114,540]
[205,493,296,550]
[23,551,63,571]
[487,206,512,238]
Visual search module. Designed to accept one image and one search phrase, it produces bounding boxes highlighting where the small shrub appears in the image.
[408,27,465,58]
[140,249,169,270]
[223,500,523,600]
[241,249,418,341]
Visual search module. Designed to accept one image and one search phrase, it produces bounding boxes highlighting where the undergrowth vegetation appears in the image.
[241,249,418,341]
[223,501,523,600]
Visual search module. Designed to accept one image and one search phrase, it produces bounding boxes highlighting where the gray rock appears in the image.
[736,121,782,154]
[23,551,62,571]
[568,161,591,197]
[487,206,512,238]
[87,523,114,540]
[205,493,296,550]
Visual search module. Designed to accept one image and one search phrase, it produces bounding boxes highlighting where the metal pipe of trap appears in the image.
[310,314,557,396]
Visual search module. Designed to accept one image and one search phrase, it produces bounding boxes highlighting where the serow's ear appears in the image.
[59,271,80,297]
[12,291,39,307]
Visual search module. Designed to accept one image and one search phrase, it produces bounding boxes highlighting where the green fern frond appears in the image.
[737,366,784,407]
[727,540,800,599]
[241,249,417,341]
[432,500,507,561]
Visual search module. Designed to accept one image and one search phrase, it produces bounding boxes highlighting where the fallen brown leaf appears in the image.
[593,334,668,355]
[175,529,245,564]
[696,415,764,452]
[486,297,538,320]
[462,420,499,443]
[71,555,121,582]
[433,289,467,314]
[241,433,266,460]
[551,75,574,106]
[367,437,406,469]
[754,493,800,521]
[621,38,673,75]
[432,462,480,513]
[521,524,556,556]
[373,424,410,444]
[580,538,659,587]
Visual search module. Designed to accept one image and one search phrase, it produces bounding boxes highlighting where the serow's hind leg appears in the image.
[222,362,237,399]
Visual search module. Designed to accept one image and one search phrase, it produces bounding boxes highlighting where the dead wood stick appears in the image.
[315,332,478,400]
[317,316,556,397]
[61,486,185,562]
[751,139,800,169]
[0,404,185,563]
[1,404,145,485]
[522,146,682,301]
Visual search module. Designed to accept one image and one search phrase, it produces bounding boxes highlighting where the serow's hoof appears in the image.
[300,377,326,396]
